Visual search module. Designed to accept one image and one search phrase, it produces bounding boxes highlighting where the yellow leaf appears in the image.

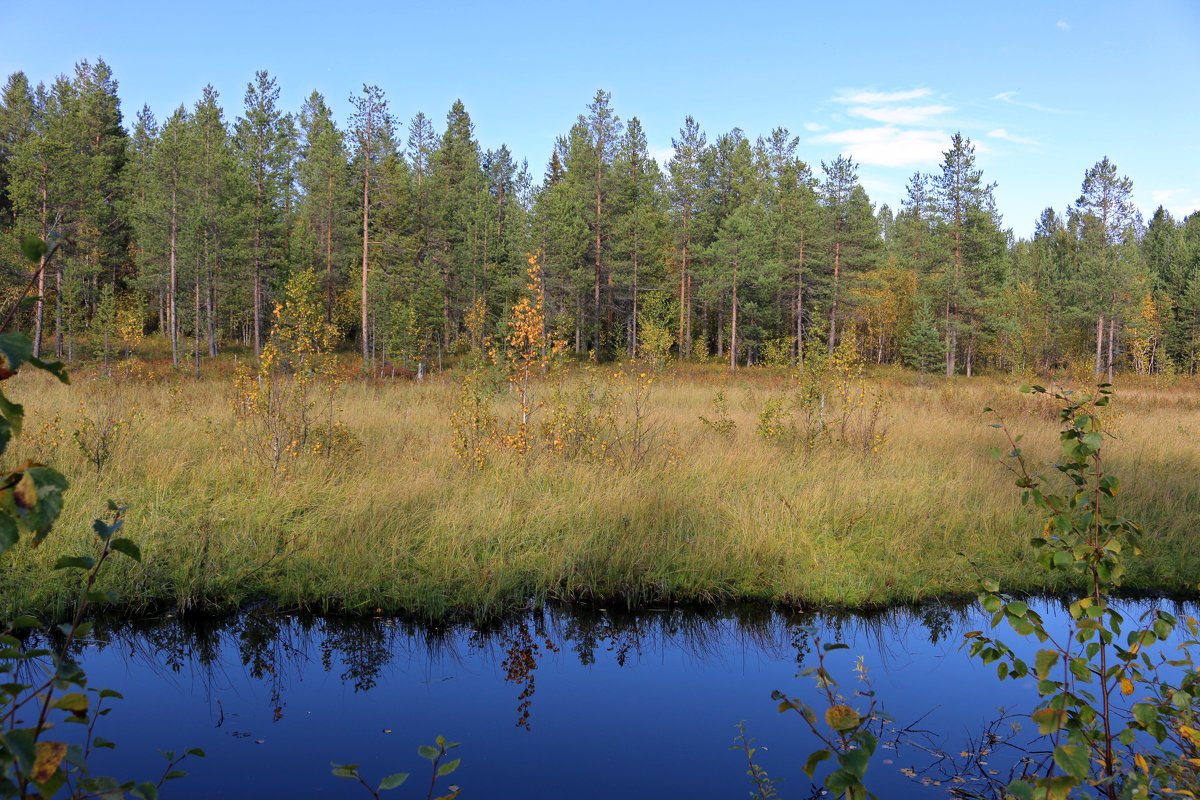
[1120,678,1134,696]
[824,704,860,732]
[13,471,37,509]
[31,741,67,784]
[1135,752,1148,772]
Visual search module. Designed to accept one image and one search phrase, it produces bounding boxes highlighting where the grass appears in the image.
[4,351,1199,620]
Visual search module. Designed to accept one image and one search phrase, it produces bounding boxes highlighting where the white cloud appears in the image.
[848,104,952,125]
[803,121,826,132]
[649,145,675,166]
[860,177,901,199]
[1151,189,1200,215]
[810,127,949,167]
[1056,19,1070,31]
[993,91,1068,114]
[1152,188,1183,205]
[832,88,932,105]
[987,128,1040,147]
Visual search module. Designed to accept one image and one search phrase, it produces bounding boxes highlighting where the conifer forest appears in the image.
[2,61,1198,378]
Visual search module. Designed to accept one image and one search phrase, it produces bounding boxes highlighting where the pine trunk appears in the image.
[730,258,739,371]
[170,186,179,368]
[828,240,840,353]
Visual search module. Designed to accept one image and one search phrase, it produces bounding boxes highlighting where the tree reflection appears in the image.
[497,613,559,730]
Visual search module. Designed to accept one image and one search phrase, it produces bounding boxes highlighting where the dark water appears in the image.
[52,599,1196,798]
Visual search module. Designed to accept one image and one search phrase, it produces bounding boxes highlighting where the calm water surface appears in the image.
[62,599,1195,798]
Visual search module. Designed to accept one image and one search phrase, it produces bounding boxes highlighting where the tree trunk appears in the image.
[325,173,334,323]
[1107,315,1115,383]
[593,139,604,359]
[678,237,688,359]
[170,186,179,368]
[32,183,47,358]
[730,258,739,371]
[828,240,840,353]
[715,302,723,359]
[685,273,693,354]
[194,271,201,378]
[361,110,372,370]
[1095,314,1105,379]
[631,249,639,358]
[796,234,805,368]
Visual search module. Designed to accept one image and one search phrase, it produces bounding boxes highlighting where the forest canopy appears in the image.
[3,61,1198,378]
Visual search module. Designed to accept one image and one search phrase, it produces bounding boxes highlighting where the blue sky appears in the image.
[2,0,1198,236]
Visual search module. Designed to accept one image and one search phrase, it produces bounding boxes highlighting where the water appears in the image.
[43,599,1197,798]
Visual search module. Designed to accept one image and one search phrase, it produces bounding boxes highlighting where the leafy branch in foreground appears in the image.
[772,637,881,799]
[1,236,203,799]
[972,384,1200,799]
[332,735,461,800]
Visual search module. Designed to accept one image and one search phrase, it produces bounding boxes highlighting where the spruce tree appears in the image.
[901,300,943,373]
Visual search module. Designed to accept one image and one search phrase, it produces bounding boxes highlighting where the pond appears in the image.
[55,598,1197,798]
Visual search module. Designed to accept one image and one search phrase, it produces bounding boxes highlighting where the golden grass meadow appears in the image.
[4,357,1199,620]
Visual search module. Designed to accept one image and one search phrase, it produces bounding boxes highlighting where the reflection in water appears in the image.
[62,598,1196,799]
[86,600,990,731]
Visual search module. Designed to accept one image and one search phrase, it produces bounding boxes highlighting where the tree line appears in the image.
[2,60,1199,377]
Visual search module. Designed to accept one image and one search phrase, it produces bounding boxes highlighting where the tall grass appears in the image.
[4,357,1198,619]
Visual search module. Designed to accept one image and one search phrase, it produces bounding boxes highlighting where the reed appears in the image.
[4,357,1197,619]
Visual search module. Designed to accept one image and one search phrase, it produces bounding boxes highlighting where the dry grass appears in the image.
[4,355,1198,619]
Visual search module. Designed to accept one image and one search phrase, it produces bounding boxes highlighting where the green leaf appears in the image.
[109,538,141,562]
[1034,650,1060,680]
[1007,780,1034,800]
[378,773,409,791]
[16,466,69,536]
[53,692,89,716]
[54,555,95,571]
[20,235,47,263]
[93,518,115,541]
[437,758,461,777]
[331,762,360,780]
[29,356,69,384]
[1052,744,1089,780]
[0,515,17,556]
[0,392,24,436]
[418,744,440,761]
[131,781,158,800]
[838,747,870,780]
[802,749,831,778]
[1132,703,1159,727]
[824,768,857,793]
[0,333,33,376]
[822,642,849,652]
[1031,707,1066,734]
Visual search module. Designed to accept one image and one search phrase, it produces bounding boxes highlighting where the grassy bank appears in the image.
[4,358,1199,619]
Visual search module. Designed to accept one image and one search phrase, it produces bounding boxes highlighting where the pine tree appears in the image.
[188,85,242,365]
[933,133,1002,376]
[298,91,353,323]
[611,117,668,357]
[149,106,192,367]
[234,70,289,357]
[1072,156,1137,381]
[668,116,708,357]
[348,84,393,370]
[820,155,879,353]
